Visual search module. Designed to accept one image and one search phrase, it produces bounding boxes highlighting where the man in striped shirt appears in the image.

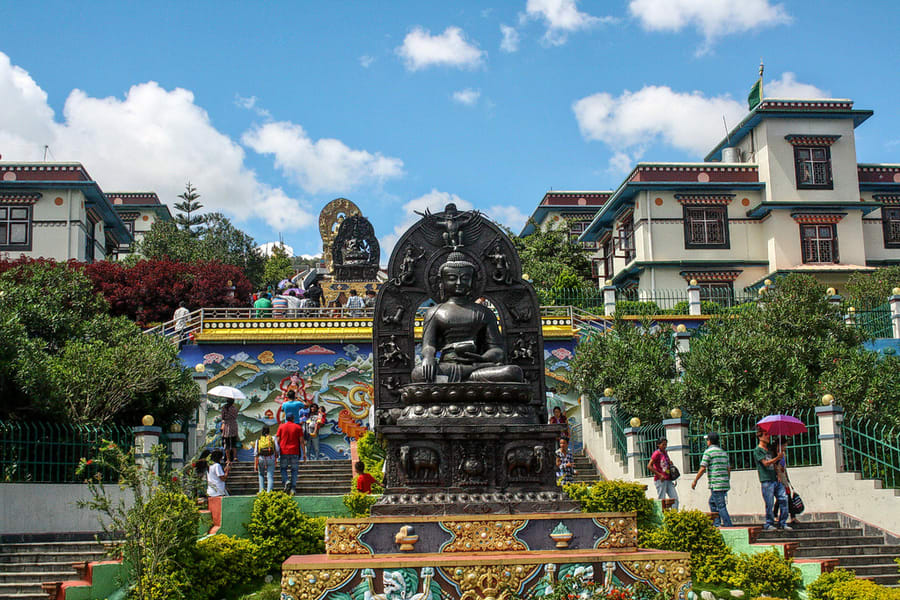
[691,432,732,527]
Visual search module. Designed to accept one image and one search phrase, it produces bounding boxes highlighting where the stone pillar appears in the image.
[167,433,187,470]
[599,395,617,449]
[664,415,690,474]
[193,370,209,457]
[816,403,844,474]
[603,282,616,316]
[673,326,690,374]
[845,307,855,326]
[826,288,842,312]
[133,426,162,473]
[890,290,900,339]
[624,426,642,476]
[687,280,701,316]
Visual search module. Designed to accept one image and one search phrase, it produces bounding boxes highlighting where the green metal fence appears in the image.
[536,287,605,310]
[841,415,900,489]
[0,421,134,483]
[687,409,821,472]
[846,300,893,339]
[636,422,666,478]
[610,406,629,463]
[588,396,602,430]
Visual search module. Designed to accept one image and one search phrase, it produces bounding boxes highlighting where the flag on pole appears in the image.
[747,78,762,110]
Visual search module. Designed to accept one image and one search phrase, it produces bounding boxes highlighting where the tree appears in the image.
[172,182,204,233]
[570,317,678,422]
[845,265,900,306]
[263,242,294,287]
[510,220,593,288]
[0,261,199,424]
[135,213,265,287]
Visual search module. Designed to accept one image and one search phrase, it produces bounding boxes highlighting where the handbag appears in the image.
[790,492,805,515]
[667,463,681,481]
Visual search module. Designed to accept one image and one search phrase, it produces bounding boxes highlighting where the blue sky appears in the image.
[1,1,898,260]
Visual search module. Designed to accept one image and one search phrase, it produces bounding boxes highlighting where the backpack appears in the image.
[790,492,805,515]
[257,435,275,456]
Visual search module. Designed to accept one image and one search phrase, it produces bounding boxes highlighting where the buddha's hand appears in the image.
[422,356,438,382]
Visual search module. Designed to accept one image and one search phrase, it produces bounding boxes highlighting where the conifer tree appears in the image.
[172,182,204,233]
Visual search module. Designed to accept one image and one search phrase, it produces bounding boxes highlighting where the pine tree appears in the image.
[173,182,204,233]
[263,242,294,287]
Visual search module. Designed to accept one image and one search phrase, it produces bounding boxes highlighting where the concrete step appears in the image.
[855,572,900,587]
[795,544,900,558]
[830,554,900,567]
[760,535,885,548]
[0,551,107,564]
[841,564,900,577]
[0,582,44,596]
[0,572,76,584]
[0,541,108,554]
[731,516,841,528]
[756,527,863,540]
[0,593,48,600]
[0,561,87,572]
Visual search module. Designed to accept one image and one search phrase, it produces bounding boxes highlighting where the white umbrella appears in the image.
[208,385,246,401]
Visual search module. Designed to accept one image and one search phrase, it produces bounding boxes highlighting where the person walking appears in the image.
[555,438,576,485]
[691,432,732,527]
[648,438,679,510]
[774,436,800,526]
[253,292,273,318]
[755,429,790,530]
[281,390,306,461]
[173,301,190,347]
[354,461,377,493]
[305,404,324,460]
[254,426,279,493]
[220,398,240,465]
[344,289,365,316]
[549,405,570,441]
[276,414,303,494]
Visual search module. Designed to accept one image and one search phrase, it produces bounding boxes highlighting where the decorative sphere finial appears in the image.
[689,279,698,286]
[826,287,836,296]
[141,415,155,427]
[629,417,641,428]
[848,306,856,313]
[893,287,900,296]
[603,387,614,398]
[194,364,205,373]
[676,324,687,333]
[670,408,683,419]
[822,393,834,405]
[764,279,772,286]
[170,423,182,433]
[604,279,612,287]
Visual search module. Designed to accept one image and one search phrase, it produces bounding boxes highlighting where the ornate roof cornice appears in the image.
[0,192,41,204]
[784,134,841,146]
[675,193,735,205]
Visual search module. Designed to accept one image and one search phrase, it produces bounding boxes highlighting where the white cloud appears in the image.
[500,24,521,53]
[485,204,528,231]
[452,88,481,106]
[608,151,634,174]
[524,0,615,45]
[0,52,312,234]
[396,26,485,71]
[359,55,375,68]
[629,0,790,51]
[234,94,272,119]
[242,121,404,195]
[257,241,295,257]
[765,72,829,99]
[573,85,745,160]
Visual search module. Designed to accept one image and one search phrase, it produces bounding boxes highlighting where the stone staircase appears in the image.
[573,452,603,483]
[0,535,113,600]
[752,519,900,587]
[224,458,353,495]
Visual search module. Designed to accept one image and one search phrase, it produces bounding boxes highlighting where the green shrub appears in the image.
[641,509,730,578]
[828,578,900,600]
[694,550,744,588]
[343,490,379,517]
[357,432,386,483]
[563,480,658,531]
[246,491,326,568]
[807,569,856,600]
[190,535,266,600]
[737,550,801,600]
[614,300,661,315]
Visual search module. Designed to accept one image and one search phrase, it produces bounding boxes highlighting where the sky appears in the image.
[1,1,898,261]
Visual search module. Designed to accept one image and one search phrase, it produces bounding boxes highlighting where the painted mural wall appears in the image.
[179,338,580,459]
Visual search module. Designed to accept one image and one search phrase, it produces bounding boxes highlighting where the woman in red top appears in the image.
[354,461,377,493]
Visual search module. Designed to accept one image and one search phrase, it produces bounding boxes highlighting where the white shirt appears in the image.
[207,463,228,497]
[173,306,190,331]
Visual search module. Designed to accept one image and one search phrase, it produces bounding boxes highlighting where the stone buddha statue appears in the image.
[411,252,523,384]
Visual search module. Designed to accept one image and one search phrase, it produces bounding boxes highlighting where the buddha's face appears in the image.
[441,265,474,297]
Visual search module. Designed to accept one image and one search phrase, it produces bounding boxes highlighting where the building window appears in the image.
[601,236,614,280]
[883,207,900,248]
[617,215,635,263]
[800,224,839,263]
[698,282,734,304]
[794,146,833,189]
[124,219,135,236]
[85,213,99,263]
[683,206,729,248]
[0,205,32,250]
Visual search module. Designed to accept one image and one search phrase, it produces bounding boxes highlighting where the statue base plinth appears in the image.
[281,512,692,599]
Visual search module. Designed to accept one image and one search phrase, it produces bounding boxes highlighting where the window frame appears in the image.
[882,207,900,249]
[697,282,735,305]
[794,145,834,190]
[616,215,635,263]
[600,234,614,280]
[0,204,33,252]
[682,205,730,249]
[800,223,840,264]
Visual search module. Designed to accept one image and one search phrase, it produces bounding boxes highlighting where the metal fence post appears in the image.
[890,289,900,339]
[687,280,701,316]
[816,400,844,474]
[603,281,616,316]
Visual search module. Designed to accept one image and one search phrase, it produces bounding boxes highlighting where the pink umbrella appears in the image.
[756,415,807,436]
